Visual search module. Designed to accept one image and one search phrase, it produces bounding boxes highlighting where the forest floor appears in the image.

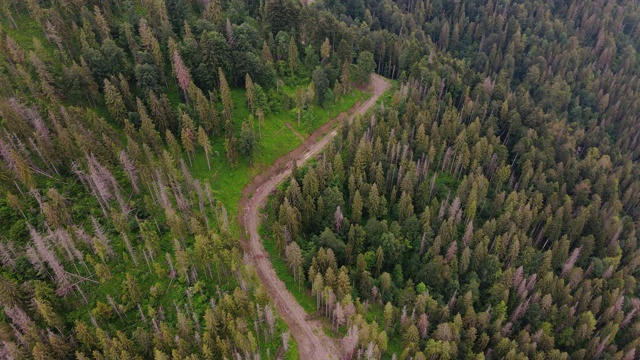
[238,75,391,360]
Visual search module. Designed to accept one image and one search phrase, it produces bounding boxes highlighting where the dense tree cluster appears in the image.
[265,0,640,358]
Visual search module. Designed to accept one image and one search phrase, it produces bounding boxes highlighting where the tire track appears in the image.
[238,75,391,359]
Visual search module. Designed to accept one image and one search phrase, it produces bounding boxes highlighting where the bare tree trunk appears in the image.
[205,149,211,170]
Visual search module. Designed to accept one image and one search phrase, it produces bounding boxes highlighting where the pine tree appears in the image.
[189,82,218,134]
[340,61,351,95]
[103,79,127,124]
[321,38,331,65]
[224,136,238,169]
[238,119,256,159]
[383,302,395,332]
[294,87,306,127]
[139,18,165,83]
[219,67,233,123]
[123,22,139,56]
[148,0,172,39]
[287,37,298,76]
[334,206,344,231]
[148,91,173,134]
[165,130,182,159]
[33,298,62,329]
[138,98,162,152]
[336,267,352,300]
[225,18,234,46]
[368,183,381,219]
[313,273,324,310]
[279,198,301,239]
[285,242,303,290]
[180,113,196,166]
[29,51,57,103]
[115,74,134,110]
[245,73,255,114]
[397,191,414,223]
[256,108,265,139]
[438,21,450,50]
[173,50,192,101]
[352,190,363,224]
[93,6,111,41]
[261,40,273,63]
[204,0,222,24]
[465,185,478,222]
[1,2,18,30]
[75,321,98,350]
[375,246,384,277]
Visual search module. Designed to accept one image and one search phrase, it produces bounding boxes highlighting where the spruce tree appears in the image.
[103,79,127,124]
[218,67,233,123]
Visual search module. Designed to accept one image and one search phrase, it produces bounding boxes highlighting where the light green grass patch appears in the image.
[189,85,368,214]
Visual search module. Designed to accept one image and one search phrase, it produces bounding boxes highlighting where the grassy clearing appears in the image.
[285,338,299,360]
[190,86,368,214]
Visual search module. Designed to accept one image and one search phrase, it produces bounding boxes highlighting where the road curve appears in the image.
[238,75,391,360]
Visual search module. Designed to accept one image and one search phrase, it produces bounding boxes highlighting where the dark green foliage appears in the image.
[355,51,375,83]
[165,0,188,33]
[194,30,230,90]
[264,0,300,35]
[312,67,329,106]
[262,0,640,355]
[313,227,346,262]
[238,120,256,157]
[135,63,160,96]
[99,40,128,79]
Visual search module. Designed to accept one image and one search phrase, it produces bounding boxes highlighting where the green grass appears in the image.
[378,79,399,105]
[260,224,317,313]
[2,13,50,53]
[190,86,368,214]
[433,171,461,199]
[360,303,402,359]
[385,338,403,359]
[285,339,299,360]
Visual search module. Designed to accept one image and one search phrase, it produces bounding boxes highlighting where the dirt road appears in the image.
[238,75,391,359]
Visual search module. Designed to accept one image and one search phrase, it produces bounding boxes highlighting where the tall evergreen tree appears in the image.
[103,79,127,124]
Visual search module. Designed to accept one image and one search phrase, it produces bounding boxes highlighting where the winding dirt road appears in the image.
[238,75,391,359]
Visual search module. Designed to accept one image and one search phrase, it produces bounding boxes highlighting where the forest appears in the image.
[264,0,640,358]
[1,0,640,359]
[0,0,374,358]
